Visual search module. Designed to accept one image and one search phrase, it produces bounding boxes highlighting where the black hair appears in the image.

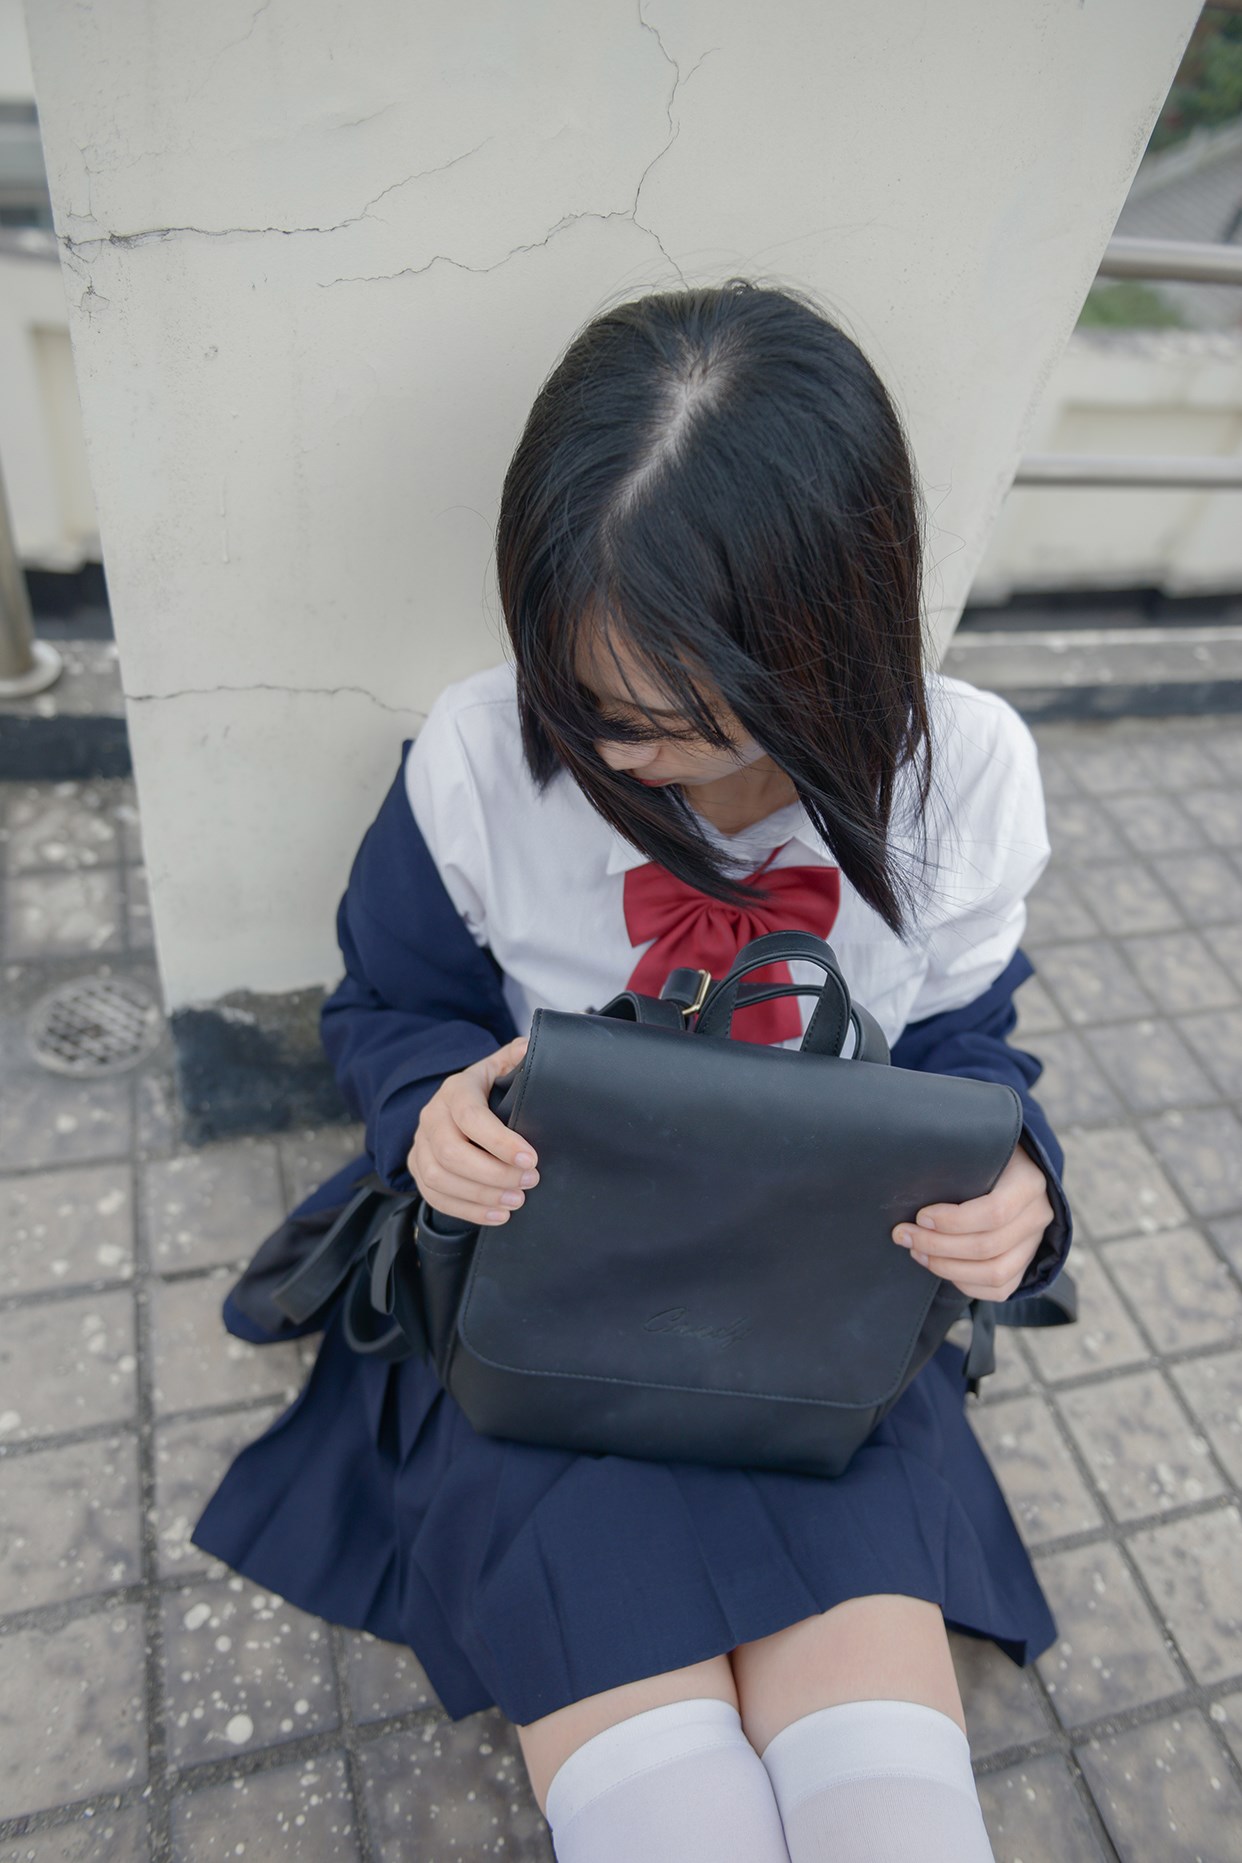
[495,276,933,935]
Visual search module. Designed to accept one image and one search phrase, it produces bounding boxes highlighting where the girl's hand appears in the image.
[407,1035,540,1226]
[891,1143,1053,1301]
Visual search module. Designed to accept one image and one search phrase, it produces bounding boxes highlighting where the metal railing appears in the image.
[1095,233,1242,286]
[1014,234,1242,490]
[1014,453,1242,488]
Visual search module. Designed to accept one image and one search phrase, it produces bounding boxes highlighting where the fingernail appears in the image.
[485,1209,507,1223]
[519,1172,538,1187]
[916,1214,936,1230]
[893,1229,912,1247]
[913,1250,929,1267]
[515,1152,536,1168]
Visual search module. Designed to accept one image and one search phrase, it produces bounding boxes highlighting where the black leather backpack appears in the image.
[268,930,1075,1478]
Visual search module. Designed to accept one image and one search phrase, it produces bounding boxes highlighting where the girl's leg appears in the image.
[729,1594,965,1754]
[515,1657,791,1862]
[730,1596,994,1863]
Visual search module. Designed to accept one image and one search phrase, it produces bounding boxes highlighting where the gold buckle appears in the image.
[681,968,713,1021]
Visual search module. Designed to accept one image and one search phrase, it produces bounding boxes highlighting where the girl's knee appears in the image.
[729,1594,964,1756]
[515,1653,739,1815]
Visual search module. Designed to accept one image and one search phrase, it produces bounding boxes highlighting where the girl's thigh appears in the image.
[515,1654,738,1815]
[729,1593,966,1756]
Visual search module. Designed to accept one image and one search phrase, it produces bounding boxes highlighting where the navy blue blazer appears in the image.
[313,748,1072,1301]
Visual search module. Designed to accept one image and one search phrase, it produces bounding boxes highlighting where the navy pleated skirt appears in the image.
[190,1264,1055,1727]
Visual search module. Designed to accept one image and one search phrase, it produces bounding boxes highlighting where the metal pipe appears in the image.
[0,453,62,697]
[0,453,37,680]
[1014,453,1242,489]
[1097,235,1242,285]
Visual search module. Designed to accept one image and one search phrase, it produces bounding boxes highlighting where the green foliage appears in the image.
[1076,280,1186,329]
[1149,12,1242,154]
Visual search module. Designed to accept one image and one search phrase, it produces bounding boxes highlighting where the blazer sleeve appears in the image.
[879,685,1073,1299]
[319,740,520,1190]
[890,947,1072,1300]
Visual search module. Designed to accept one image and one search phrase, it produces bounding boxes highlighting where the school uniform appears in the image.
[191,659,1073,1726]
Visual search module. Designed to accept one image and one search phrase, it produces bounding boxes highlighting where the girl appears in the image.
[193,277,1073,1862]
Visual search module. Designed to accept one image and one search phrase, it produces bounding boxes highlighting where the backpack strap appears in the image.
[599,967,890,1062]
[963,1270,1079,1395]
[270,1175,390,1324]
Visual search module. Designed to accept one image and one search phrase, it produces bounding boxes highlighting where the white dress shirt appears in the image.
[403,658,1051,1050]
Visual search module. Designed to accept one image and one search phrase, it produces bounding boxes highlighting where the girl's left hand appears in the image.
[891,1143,1054,1301]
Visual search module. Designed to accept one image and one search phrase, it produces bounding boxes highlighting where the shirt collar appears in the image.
[604,798,832,877]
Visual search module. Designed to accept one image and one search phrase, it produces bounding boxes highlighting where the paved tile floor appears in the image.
[2,714,1242,1860]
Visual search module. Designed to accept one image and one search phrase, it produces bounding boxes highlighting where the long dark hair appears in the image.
[495,277,933,936]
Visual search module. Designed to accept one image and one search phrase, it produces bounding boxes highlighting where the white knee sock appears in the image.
[543,1697,792,1863]
[759,1699,995,1863]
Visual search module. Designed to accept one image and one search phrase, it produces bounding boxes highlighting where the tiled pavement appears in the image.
[2,718,1242,1861]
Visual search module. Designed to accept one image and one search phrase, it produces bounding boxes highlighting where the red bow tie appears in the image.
[622,849,841,1045]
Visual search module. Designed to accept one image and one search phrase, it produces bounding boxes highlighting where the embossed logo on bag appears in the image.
[644,1306,753,1347]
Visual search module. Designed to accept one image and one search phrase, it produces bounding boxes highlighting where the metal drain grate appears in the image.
[29,974,163,1077]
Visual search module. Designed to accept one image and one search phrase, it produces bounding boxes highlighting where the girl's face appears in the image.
[574,630,774,790]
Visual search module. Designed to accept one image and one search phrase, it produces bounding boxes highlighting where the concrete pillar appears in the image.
[23,0,1201,1132]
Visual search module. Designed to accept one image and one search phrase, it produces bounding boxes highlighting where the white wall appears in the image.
[0,244,99,566]
[974,326,1242,601]
[0,0,33,96]
[1,0,96,567]
[23,0,1201,1010]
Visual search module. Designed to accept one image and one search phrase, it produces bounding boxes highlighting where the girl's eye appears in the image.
[593,706,665,743]
[609,717,696,745]
[597,706,703,745]
[578,685,703,744]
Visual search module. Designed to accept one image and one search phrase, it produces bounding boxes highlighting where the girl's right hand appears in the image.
[406,1035,540,1225]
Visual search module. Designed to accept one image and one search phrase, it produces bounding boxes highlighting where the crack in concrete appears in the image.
[59,137,492,257]
[635,1,680,220]
[317,205,646,289]
[189,0,274,104]
[335,100,402,132]
[58,244,111,323]
[57,14,715,288]
[125,682,421,717]
[634,5,720,229]
[319,13,719,293]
